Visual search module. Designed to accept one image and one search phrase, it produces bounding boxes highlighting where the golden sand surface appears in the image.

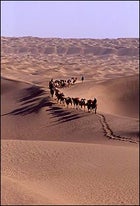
[1,37,139,205]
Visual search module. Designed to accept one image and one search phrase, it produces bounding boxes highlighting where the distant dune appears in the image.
[1,37,139,56]
[1,37,139,205]
[1,37,138,83]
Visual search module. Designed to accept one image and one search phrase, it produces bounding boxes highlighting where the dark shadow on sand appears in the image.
[19,85,46,102]
[2,85,83,123]
[46,105,82,123]
[11,98,54,115]
[2,86,54,116]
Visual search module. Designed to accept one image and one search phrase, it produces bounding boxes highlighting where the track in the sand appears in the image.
[51,96,138,144]
[96,113,138,144]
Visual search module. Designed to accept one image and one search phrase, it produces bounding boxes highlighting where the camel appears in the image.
[79,98,86,111]
[72,97,80,109]
[55,90,65,104]
[65,97,73,108]
[86,98,97,114]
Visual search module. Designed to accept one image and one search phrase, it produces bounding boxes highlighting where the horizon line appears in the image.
[1,35,139,40]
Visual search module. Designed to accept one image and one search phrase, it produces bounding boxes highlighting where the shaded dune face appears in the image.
[1,78,50,116]
[1,78,31,113]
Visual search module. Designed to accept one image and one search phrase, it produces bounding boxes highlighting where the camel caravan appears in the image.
[51,77,78,88]
[49,78,97,114]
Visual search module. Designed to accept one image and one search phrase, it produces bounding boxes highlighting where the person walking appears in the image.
[81,76,84,82]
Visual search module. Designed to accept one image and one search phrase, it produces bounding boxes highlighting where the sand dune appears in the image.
[61,74,139,118]
[1,76,139,205]
[2,139,139,205]
[1,37,139,82]
[1,37,139,205]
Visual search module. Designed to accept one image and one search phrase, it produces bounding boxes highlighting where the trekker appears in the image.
[81,76,84,82]
[49,79,54,90]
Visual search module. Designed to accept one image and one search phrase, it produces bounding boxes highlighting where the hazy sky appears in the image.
[1,1,139,38]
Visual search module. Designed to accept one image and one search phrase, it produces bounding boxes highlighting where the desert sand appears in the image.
[1,37,139,205]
